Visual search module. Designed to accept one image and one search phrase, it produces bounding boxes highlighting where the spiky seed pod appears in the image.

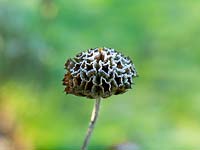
[63,47,137,99]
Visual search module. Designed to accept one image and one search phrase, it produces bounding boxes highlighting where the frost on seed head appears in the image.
[63,47,137,99]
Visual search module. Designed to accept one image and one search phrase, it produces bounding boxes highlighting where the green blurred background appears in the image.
[0,0,200,150]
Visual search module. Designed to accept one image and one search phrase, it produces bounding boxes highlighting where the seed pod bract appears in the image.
[63,47,137,99]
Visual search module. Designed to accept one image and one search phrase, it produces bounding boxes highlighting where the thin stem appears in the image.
[81,97,101,150]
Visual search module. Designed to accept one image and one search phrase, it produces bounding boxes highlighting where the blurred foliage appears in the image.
[0,0,200,150]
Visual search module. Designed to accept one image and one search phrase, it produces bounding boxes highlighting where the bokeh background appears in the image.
[0,0,200,150]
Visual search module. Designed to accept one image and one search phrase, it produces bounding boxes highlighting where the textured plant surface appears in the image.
[63,47,137,99]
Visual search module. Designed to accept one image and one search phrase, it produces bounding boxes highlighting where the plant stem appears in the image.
[81,97,101,150]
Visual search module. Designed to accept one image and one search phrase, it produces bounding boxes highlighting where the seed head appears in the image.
[63,47,137,99]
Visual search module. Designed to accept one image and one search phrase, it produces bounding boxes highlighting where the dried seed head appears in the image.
[63,47,137,99]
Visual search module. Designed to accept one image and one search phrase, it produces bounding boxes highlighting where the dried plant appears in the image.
[63,47,137,150]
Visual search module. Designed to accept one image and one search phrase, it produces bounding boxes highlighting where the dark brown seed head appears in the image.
[63,47,138,99]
